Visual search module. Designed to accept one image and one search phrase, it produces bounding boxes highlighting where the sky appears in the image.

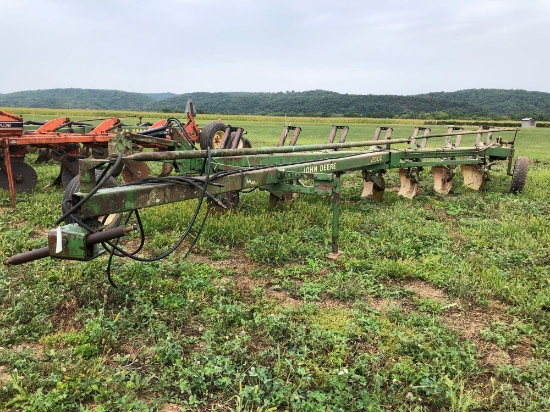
[1,0,550,96]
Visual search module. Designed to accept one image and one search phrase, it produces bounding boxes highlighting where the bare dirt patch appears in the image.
[190,253,535,371]
[365,296,401,312]
[0,365,12,384]
[50,297,81,331]
[11,342,44,359]
[192,253,354,311]
[190,252,259,275]
[32,228,50,240]
[405,279,447,302]
[401,280,534,370]
[159,403,181,412]
[443,302,533,369]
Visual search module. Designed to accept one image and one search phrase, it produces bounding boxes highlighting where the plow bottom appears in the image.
[398,168,419,199]
[361,177,385,200]
[431,166,454,195]
[0,160,38,192]
[461,164,487,191]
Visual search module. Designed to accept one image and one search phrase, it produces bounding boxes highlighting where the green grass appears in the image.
[0,114,549,411]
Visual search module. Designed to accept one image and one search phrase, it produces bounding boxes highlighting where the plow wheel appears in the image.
[208,191,240,214]
[361,171,385,200]
[121,161,152,184]
[431,166,454,195]
[0,161,38,192]
[461,164,487,191]
[62,172,122,230]
[398,168,419,199]
[200,121,226,149]
[510,156,529,194]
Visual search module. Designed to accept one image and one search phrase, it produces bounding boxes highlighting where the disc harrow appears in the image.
[0,100,240,204]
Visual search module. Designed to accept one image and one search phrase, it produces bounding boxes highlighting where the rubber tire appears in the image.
[510,156,529,194]
[62,171,122,230]
[0,161,38,192]
[200,121,227,150]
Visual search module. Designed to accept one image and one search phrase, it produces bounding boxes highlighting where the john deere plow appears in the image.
[5,124,528,280]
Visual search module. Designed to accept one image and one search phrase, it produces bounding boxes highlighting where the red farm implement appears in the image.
[0,100,239,205]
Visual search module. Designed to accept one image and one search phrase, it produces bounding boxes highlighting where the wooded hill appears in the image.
[0,88,548,120]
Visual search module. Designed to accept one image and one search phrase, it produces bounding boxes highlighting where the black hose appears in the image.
[165,117,197,149]
[55,154,123,225]
[64,148,215,286]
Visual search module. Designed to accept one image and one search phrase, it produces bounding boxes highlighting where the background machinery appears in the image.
[0,100,245,205]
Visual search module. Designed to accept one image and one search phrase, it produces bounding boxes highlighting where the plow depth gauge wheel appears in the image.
[510,156,529,194]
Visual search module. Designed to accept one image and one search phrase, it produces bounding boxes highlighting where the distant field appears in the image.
[0,111,549,411]
[3,105,540,127]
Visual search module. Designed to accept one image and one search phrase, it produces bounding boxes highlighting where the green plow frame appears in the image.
[5,125,526,267]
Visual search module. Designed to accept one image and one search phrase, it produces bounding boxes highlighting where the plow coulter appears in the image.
[5,124,528,280]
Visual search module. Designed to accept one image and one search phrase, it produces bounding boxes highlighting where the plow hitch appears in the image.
[4,225,137,266]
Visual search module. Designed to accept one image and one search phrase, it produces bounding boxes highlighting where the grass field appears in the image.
[0,111,549,411]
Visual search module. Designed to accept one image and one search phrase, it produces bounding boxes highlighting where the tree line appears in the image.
[1,88,548,120]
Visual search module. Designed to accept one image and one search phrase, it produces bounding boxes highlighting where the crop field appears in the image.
[0,111,549,411]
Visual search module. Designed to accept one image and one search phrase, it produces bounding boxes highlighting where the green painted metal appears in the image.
[47,223,101,261]
[6,125,524,263]
[331,174,342,254]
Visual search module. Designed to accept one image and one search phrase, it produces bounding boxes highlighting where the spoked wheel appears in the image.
[0,161,38,192]
[510,156,529,194]
[200,121,227,149]
[62,171,122,230]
